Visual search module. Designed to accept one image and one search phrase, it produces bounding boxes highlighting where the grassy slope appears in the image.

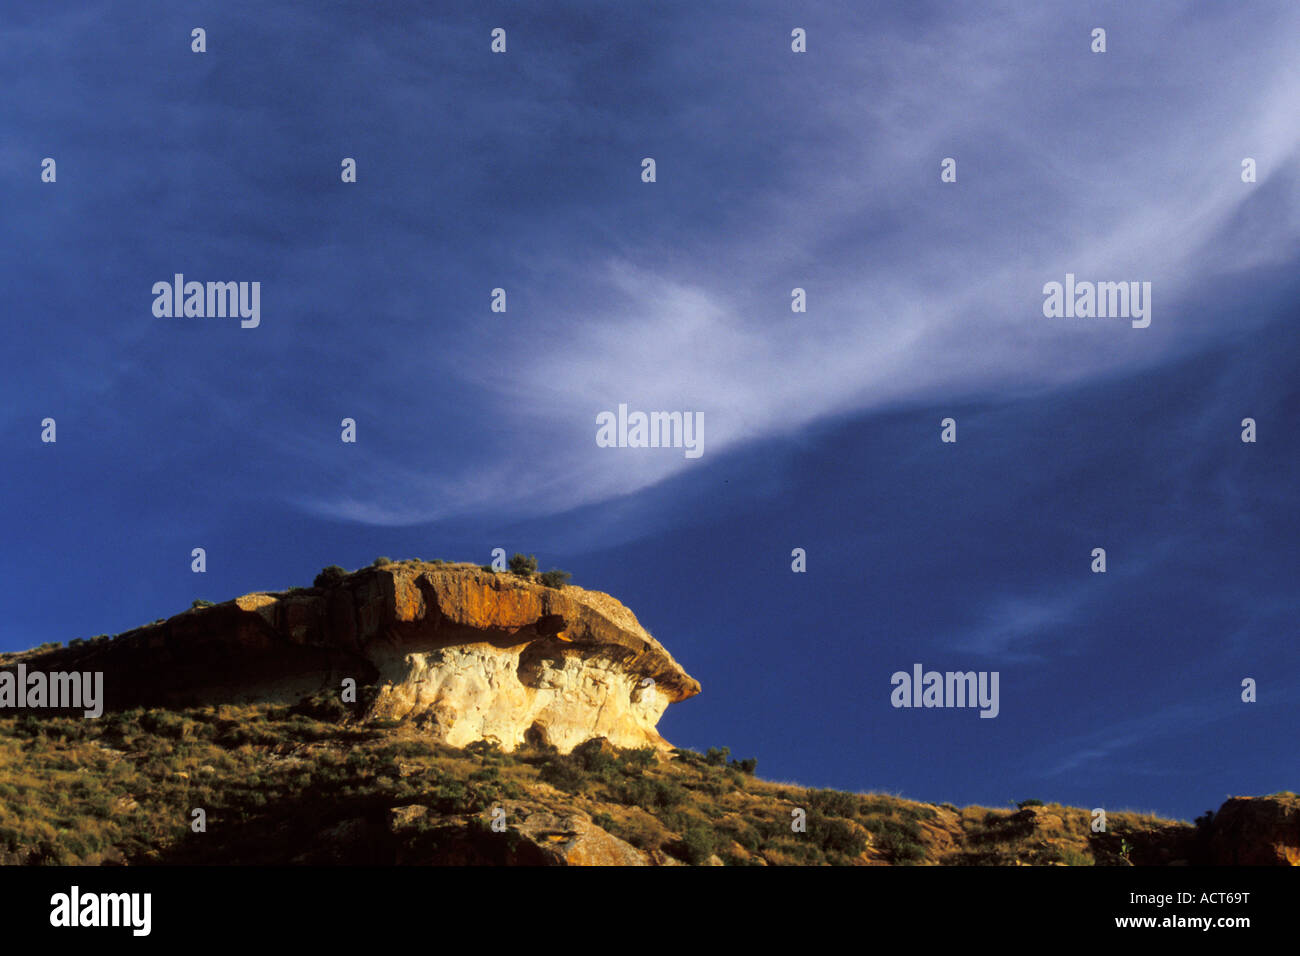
[0,703,1196,866]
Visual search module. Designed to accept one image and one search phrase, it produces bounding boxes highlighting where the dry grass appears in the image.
[0,705,1191,866]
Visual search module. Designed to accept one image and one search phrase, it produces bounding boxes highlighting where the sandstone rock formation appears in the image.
[8,562,700,753]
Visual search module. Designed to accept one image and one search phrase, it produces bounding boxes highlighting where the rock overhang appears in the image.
[4,562,700,752]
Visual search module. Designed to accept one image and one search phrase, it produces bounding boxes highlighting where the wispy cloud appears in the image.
[5,3,1297,528]
[284,2,1300,525]
[949,591,1086,662]
[1040,700,1231,778]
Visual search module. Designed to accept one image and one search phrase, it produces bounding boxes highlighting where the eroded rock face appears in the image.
[1208,795,1300,865]
[11,563,700,753]
[368,643,673,751]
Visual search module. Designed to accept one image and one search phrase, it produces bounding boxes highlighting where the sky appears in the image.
[2,0,1297,821]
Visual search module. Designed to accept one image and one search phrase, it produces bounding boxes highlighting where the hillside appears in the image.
[1,703,1296,865]
[0,559,1294,866]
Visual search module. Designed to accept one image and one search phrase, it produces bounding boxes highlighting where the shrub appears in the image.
[538,569,571,589]
[864,816,925,863]
[140,710,192,739]
[539,759,586,793]
[675,821,725,865]
[371,557,393,567]
[570,739,618,775]
[507,553,538,575]
[877,833,925,863]
[898,803,938,822]
[807,788,859,818]
[465,740,504,760]
[704,746,730,766]
[730,757,758,774]
[1017,798,1045,809]
[630,778,686,810]
[191,599,215,609]
[621,747,657,771]
[812,814,866,856]
[313,565,348,588]
[670,748,706,767]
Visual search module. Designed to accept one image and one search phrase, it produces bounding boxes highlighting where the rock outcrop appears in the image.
[1208,794,1300,865]
[7,562,700,753]
[387,801,663,866]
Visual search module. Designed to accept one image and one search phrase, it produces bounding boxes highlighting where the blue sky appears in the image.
[3,1,1297,820]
